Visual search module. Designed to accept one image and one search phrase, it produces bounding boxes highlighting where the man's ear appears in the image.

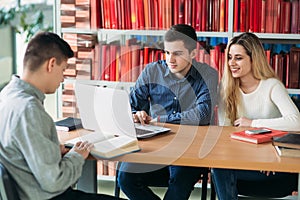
[46,57,56,72]
[190,49,197,59]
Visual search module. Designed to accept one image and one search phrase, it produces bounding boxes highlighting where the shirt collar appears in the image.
[11,75,45,103]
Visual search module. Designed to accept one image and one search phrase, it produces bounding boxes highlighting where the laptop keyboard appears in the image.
[135,128,152,136]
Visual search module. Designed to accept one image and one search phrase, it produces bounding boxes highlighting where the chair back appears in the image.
[0,163,19,200]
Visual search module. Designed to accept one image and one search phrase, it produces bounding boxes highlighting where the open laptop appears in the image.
[74,82,170,139]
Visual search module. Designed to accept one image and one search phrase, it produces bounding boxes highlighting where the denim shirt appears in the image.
[130,60,218,125]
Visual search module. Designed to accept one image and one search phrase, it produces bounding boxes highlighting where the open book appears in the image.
[65,132,140,159]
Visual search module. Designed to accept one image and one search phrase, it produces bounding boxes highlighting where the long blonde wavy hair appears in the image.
[220,32,278,125]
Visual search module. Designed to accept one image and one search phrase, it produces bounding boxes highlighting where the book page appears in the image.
[65,131,107,145]
[92,135,137,154]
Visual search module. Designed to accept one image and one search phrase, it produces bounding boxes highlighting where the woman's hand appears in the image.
[234,117,253,127]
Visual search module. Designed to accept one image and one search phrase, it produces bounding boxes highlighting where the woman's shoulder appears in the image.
[261,78,284,86]
[260,78,288,94]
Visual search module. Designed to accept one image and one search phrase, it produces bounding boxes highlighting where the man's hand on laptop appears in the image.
[133,111,152,125]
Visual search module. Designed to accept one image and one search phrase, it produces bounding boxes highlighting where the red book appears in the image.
[249,0,253,32]
[109,44,118,81]
[130,0,138,29]
[143,46,150,66]
[265,0,274,33]
[119,45,128,81]
[290,0,299,33]
[139,48,145,72]
[90,0,101,29]
[173,0,179,25]
[110,0,118,29]
[260,0,266,32]
[103,0,111,29]
[152,0,159,29]
[265,49,271,65]
[124,0,132,29]
[164,0,172,29]
[275,53,285,83]
[160,0,166,28]
[178,0,185,24]
[212,0,220,31]
[240,0,247,32]
[207,0,213,31]
[195,0,203,31]
[257,0,262,32]
[231,128,288,144]
[298,0,300,33]
[282,0,291,33]
[143,0,150,29]
[225,0,229,31]
[184,0,192,26]
[219,0,225,32]
[100,43,110,81]
[253,0,260,32]
[288,47,300,88]
[131,45,141,82]
[209,48,218,71]
[116,0,123,29]
[273,0,281,33]
[201,0,207,31]
[93,44,101,80]
[136,0,145,29]
[157,0,163,28]
[285,53,290,88]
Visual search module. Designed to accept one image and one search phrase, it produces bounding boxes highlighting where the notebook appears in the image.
[74,82,171,139]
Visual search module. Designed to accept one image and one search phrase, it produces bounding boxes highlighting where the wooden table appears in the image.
[58,124,300,196]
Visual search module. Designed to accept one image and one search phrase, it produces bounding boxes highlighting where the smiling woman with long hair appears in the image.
[212,32,300,200]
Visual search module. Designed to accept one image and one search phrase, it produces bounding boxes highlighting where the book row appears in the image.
[62,33,300,89]
[60,0,300,34]
[61,0,228,31]
[234,0,300,33]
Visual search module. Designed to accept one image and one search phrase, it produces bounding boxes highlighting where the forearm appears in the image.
[159,103,212,125]
[252,114,300,131]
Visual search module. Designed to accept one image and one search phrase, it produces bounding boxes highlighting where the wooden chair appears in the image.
[114,162,213,200]
[0,163,19,200]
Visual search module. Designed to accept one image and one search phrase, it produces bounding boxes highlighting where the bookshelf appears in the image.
[53,0,300,120]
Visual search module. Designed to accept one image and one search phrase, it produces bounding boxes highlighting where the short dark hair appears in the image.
[23,31,74,71]
[164,24,197,52]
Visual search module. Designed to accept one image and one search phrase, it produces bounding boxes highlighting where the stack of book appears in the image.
[230,128,287,144]
[272,133,300,158]
[55,117,83,132]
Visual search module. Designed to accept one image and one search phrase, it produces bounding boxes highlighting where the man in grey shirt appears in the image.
[0,32,123,200]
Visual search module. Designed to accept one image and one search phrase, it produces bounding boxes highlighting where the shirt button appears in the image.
[174,97,177,100]
[173,111,176,114]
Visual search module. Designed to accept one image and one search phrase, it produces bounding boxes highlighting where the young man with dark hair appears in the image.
[0,31,124,200]
[118,24,219,200]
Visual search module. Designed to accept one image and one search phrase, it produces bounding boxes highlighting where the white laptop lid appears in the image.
[75,83,136,138]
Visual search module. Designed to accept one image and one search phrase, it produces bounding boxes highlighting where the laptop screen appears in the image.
[75,82,136,138]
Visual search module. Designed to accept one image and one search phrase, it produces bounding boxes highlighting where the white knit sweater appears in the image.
[218,78,300,131]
